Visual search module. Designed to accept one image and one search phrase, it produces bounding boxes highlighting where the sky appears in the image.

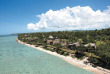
[0,0,110,35]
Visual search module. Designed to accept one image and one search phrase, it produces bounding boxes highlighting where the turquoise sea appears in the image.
[0,35,93,74]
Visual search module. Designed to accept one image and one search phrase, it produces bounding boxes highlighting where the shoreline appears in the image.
[16,38,110,74]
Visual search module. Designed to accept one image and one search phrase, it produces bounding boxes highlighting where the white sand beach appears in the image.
[16,38,110,74]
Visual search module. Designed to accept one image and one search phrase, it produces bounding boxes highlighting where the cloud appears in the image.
[27,6,110,31]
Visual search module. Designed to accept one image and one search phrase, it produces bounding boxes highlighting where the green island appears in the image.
[18,28,110,70]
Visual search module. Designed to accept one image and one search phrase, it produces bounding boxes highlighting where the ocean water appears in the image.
[0,35,94,74]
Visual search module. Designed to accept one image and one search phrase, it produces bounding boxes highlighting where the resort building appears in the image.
[48,35,54,39]
[68,43,77,50]
[47,40,53,45]
[53,39,60,44]
[47,35,54,45]
[84,43,96,49]
[67,42,81,50]
[74,41,81,46]
[61,41,69,46]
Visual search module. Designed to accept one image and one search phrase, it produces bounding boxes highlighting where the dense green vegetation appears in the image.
[18,28,110,69]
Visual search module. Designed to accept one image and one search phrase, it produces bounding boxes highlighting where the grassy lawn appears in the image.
[60,48,76,54]
[96,41,106,46]
[84,52,100,58]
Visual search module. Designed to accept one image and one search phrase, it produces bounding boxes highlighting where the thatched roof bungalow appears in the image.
[48,35,54,39]
[68,43,76,50]
[84,43,96,49]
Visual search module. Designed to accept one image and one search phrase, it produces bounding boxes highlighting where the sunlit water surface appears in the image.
[0,35,94,74]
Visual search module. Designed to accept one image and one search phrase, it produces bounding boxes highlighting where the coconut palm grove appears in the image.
[18,28,110,69]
